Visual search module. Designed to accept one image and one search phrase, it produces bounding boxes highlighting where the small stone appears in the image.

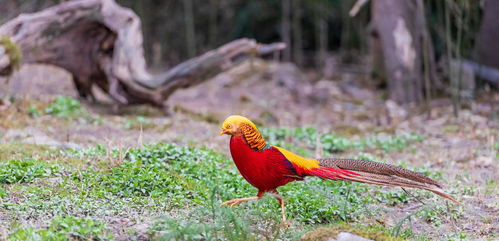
[336,232,374,241]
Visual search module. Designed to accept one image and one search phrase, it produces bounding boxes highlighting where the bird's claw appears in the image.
[220,197,259,207]
[281,221,290,229]
[220,200,242,207]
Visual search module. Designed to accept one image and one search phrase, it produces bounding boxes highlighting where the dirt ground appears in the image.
[0,60,498,240]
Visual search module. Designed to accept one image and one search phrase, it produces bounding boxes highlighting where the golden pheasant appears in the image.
[219,115,459,224]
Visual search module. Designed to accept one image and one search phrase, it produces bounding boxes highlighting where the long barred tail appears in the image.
[308,158,460,204]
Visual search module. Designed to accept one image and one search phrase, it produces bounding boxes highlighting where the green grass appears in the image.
[0,185,7,198]
[151,206,258,241]
[66,144,384,223]
[1,142,463,240]
[0,159,62,184]
[27,104,41,118]
[495,142,499,159]
[122,116,155,129]
[0,142,53,161]
[23,96,107,126]
[44,96,87,119]
[262,127,423,153]
[8,216,113,240]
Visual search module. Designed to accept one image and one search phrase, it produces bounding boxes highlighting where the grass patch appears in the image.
[495,142,499,159]
[0,142,52,161]
[0,98,49,129]
[151,207,257,241]
[0,159,62,184]
[0,185,7,198]
[44,96,87,119]
[123,116,155,130]
[1,143,462,240]
[22,96,103,124]
[80,144,380,223]
[262,127,423,153]
[9,216,113,240]
[4,144,378,223]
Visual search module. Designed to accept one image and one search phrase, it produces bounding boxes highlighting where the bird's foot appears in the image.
[280,220,290,229]
[220,199,243,207]
[220,196,259,207]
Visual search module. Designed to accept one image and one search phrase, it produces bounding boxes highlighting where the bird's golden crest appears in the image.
[221,115,257,130]
[220,115,267,150]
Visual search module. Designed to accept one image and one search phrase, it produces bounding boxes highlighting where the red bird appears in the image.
[219,115,459,224]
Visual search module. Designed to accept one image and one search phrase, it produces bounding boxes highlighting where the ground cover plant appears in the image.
[0,87,496,241]
[1,130,468,240]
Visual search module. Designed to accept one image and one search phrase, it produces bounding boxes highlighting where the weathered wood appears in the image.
[0,0,285,109]
[460,59,499,88]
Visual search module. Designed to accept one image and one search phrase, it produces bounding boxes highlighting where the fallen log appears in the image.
[0,0,285,109]
[460,60,499,88]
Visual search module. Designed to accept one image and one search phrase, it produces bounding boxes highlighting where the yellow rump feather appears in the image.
[273,146,320,170]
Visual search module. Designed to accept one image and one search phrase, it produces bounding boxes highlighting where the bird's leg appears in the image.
[221,196,259,207]
[274,195,288,227]
[269,190,289,228]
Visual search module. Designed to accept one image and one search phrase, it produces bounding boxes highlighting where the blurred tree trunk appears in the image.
[368,22,385,86]
[281,0,292,62]
[371,0,435,105]
[292,0,303,66]
[209,0,219,48]
[340,1,352,53]
[475,0,499,69]
[0,0,18,24]
[134,0,157,67]
[0,0,285,110]
[315,1,328,68]
[183,0,197,58]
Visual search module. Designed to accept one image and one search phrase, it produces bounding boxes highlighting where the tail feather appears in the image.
[319,158,441,187]
[311,158,460,204]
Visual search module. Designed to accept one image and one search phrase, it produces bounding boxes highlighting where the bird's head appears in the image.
[219,115,258,136]
[220,115,267,150]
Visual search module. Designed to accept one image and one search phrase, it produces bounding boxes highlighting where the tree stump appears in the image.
[0,0,285,109]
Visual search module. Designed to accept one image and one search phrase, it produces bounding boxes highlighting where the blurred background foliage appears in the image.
[0,0,483,68]
[2,0,494,112]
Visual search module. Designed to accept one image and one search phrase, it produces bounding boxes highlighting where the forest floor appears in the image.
[0,60,498,240]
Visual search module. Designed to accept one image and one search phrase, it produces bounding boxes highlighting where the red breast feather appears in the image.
[229,136,299,192]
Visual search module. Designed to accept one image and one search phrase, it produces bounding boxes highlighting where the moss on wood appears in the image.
[0,36,22,72]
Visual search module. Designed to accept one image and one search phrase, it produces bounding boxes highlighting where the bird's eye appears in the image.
[227,124,232,129]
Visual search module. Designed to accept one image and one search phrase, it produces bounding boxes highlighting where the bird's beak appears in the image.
[219,129,226,136]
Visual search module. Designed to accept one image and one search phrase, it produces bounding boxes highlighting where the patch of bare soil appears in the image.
[1,60,498,239]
